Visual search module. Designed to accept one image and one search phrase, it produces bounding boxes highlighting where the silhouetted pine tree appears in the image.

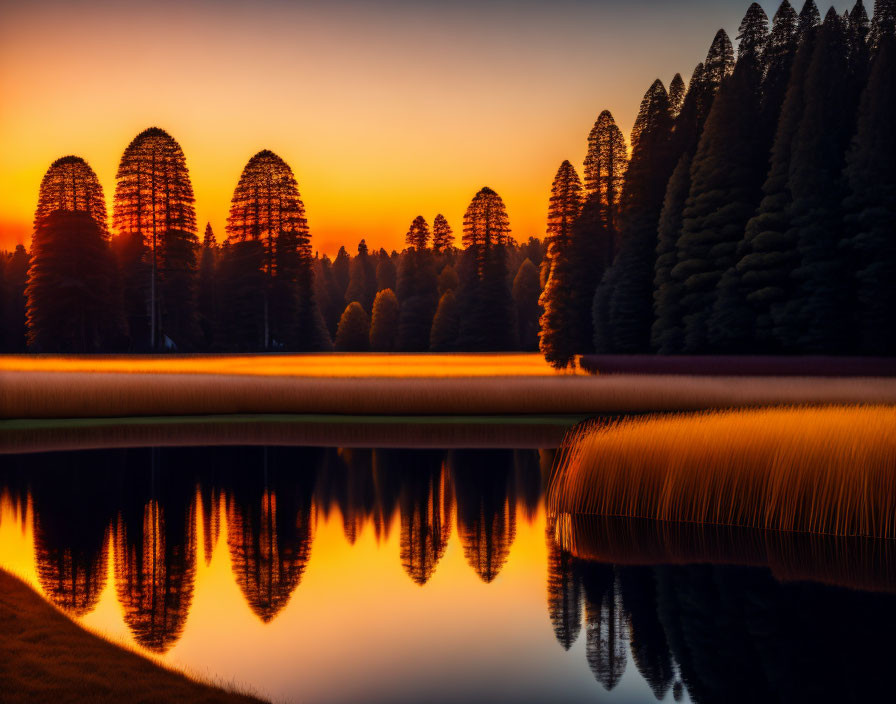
[457,187,516,350]
[396,248,438,351]
[593,80,675,352]
[2,245,29,351]
[332,246,351,298]
[668,73,686,118]
[776,10,856,351]
[513,258,541,351]
[334,301,369,351]
[197,223,218,349]
[870,0,896,48]
[672,10,768,352]
[432,214,454,253]
[406,216,430,250]
[733,21,818,351]
[376,253,397,293]
[429,290,460,351]
[369,288,400,351]
[652,30,735,352]
[345,240,375,312]
[539,161,584,368]
[843,33,896,353]
[113,127,198,350]
[26,156,122,351]
[761,1,801,141]
[226,149,328,350]
[799,0,821,33]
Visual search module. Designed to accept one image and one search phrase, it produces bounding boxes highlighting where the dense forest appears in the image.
[1,0,894,363]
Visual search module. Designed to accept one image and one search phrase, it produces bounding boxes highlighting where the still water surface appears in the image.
[1,445,894,703]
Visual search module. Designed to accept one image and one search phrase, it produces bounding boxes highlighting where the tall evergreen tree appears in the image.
[539,161,584,368]
[27,156,122,352]
[113,127,198,350]
[761,1,802,141]
[671,10,768,352]
[594,80,675,352]
[457,187,516,350]
[843,33,896,353]
[396,248,438,351]
[870,0,896,48]
[406,216,430,250]
[776,10,856,351]
[2,245,29,351]
[733,22,818,351]
[226,149,328,350]
[798,0,821,33]
[668,73,686,118]
[431,214,454,253]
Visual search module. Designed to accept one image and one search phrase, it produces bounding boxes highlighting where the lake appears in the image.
[2,440,895,703]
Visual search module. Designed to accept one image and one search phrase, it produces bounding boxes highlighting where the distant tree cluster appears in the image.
[540,0,896,366]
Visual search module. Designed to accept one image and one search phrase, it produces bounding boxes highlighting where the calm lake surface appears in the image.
[2,442,895,703]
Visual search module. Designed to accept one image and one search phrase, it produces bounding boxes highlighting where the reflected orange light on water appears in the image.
[0,484,553,703]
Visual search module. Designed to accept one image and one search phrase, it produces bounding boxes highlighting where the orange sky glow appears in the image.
[0,1,854,256]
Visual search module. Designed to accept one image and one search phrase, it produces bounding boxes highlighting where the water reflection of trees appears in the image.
[223,447,318,623]
[113,448,197,653]
[452,450,517,583]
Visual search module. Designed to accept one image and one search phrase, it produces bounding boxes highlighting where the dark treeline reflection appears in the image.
[5,446,896,702]
[3,446,547,652]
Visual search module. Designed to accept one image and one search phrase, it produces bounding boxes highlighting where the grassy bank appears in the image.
[0,414,580,454]
[548,406,896,539]
[4,368,896,419]
[0,569,266,704]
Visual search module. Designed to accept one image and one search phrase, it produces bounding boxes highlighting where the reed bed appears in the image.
[554,514,896,594]
[4,369,896,420]
[548,406,896,539]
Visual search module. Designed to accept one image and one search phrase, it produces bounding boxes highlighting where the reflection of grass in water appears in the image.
[548,406,896,539]
[0,568,266,704]
[554,514,896,594]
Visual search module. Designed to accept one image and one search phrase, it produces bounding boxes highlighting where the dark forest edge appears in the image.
[1,1,894,367]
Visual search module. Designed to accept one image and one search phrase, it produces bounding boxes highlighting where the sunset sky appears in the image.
[0,0,853,256]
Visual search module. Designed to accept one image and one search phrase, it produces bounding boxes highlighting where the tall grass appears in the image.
[548,406,896,539]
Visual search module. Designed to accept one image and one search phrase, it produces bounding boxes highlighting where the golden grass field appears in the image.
[0,569,266,704]
[548,406,896,539]
[4,354,896,419]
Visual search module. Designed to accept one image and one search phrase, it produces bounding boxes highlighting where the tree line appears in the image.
[540,0,896,366]
[2,0,893,360]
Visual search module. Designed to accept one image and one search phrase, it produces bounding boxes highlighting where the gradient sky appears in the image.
[0,0,853,256]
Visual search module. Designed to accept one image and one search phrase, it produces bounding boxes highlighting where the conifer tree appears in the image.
[668,73,686,118]
[332,246,351,298]
[345,240,375,312]
[2,245,29,351]
[539,161,584,367]
[776,10,856,351]
[870,0,896,48]
[429,290,460,351]
[799,0,821,33]
[396,248,438,351]
[703,29,737,93]
[432,214,454,253]
[26,156,122,351]
[732,23,818,351]
[761,1,802,140]
[458,187,516,350]
[593,80,675,352]
[114,127,198,350]
[197,223,218,349]
[406,216,430,250]
[369,288,400,351]
[227,149,327,350]
[672,10,768,352]
[376,254,397,293]
[652,32,735,352]
[334,301,370,351]
[583,111,627,243]
[843,33,896,353]
[513,258,541,351]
